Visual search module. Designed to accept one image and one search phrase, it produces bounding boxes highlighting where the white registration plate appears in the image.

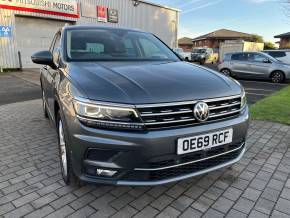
[177,129,233,155]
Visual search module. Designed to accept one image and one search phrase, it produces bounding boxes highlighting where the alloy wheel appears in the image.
[271,72,283,83]
[221,69,231,77]
[59,120,68,178]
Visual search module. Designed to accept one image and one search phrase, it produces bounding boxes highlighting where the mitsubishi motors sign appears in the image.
[0,0,79,18]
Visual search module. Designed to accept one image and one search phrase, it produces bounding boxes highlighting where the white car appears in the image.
[263,50,290,65]
[173,48,191,61]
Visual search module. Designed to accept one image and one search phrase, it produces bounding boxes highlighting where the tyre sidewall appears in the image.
[56,109,78,185]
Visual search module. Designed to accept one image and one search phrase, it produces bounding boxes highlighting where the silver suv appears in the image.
[218,51,290,83]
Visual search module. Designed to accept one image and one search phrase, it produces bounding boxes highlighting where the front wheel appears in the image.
[271,71,285,83]
[199,59,205,65]
[57,111,80,186]
[42,90,49,119]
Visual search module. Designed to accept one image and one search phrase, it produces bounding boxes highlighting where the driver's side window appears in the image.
[52,34,61,66]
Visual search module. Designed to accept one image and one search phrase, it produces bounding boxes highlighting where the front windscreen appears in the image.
[66,28,179,62]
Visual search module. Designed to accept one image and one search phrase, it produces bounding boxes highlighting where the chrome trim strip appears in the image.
[209,102,241,110]
[74,96,136,108]
[117,147,246,186]
[141,110,192,117]
[136,95,241,108]
[77,115,145,126]
[209,109,241,118]
[135,143,245,171]
[145,118,196,125]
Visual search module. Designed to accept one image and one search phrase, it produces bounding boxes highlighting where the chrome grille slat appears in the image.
[137,95,242,129]
[209,102,241,110]
[140,109,192,117]
[209,109,241,118]
[145,118,196,125]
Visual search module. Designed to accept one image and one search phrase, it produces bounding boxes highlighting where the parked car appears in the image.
[262,50,290,65]
[218,51,290,83]
[173,48,191,61]
[31,26,249,186]
[191,47,214,65]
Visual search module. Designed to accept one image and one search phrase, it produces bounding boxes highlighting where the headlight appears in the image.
[241,89,247,109]
[73,99,144,130]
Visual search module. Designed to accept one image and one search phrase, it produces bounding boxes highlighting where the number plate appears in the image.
[177,129,233,155]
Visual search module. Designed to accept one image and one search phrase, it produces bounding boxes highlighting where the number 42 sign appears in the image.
[0,26,12,37]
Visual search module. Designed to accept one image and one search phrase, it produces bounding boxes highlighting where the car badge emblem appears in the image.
[194,101,209,122]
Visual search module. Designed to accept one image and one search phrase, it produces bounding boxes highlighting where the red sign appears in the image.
[97,5,108,22]
[0,0,79,18]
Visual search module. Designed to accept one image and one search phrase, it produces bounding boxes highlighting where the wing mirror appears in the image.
[31,51,54,67]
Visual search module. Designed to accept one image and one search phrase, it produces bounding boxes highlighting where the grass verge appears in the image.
[250,85,290,125]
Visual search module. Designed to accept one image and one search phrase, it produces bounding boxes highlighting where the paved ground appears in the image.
[0,70,41,106]
[1,100,290,218]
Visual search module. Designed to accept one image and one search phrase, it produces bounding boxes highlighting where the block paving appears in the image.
[1,100,290,217]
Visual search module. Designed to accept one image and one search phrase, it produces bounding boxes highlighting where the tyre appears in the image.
[185,57,189,62]
[199,59,205,65]
[220,68,232,77]
[271,71,285,83]
[56,111,80,186]
[42,90,49,119]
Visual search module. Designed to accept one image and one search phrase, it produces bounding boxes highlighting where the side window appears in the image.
[139,38,163,58]
[268,51,286,58]
[52,34,61,65]
[248,53,265,62]
[231,53,247,61]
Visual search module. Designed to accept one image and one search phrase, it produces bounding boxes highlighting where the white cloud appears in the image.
[181,0,224,14]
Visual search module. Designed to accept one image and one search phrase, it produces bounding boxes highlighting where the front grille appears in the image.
[122,145,243,181]
[137,95,241,130]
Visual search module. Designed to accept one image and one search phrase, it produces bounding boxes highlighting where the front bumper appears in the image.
[65,106,249,186]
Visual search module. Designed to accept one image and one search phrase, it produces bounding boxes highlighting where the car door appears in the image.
[229,53,249,77]
[247,53,271,78]
[46,32,61,117]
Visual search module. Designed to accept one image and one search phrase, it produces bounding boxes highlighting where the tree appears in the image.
[251,34,264,43]
[264,42,276,50]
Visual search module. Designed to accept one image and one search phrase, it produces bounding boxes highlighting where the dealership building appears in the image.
[0,0,179,69]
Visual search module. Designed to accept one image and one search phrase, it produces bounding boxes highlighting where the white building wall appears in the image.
[0,0,179,69]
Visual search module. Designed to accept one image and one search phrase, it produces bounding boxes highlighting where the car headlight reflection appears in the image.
[73,99,143,130]
[241,90,247,109]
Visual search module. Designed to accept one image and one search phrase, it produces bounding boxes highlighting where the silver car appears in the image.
[218,52,290,83]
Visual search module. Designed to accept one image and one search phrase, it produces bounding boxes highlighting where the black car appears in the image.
[31,26,249,186]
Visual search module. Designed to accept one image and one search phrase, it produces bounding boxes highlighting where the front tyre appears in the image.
[42,90,49,119]
[271,71,285,83]
[57,111,80,186]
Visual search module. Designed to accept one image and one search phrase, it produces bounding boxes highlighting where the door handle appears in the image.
[43,66,48,70]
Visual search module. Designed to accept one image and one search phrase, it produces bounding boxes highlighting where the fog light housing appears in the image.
[96,169,117,177]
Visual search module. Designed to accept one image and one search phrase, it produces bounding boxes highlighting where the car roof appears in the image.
[61,25,147,34]
[226,51,263,55]
[263,50,290,52]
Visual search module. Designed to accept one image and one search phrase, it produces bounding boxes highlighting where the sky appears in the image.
[152,0,289,43]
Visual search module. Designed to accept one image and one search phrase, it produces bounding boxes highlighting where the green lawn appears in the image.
[250,85,290,125]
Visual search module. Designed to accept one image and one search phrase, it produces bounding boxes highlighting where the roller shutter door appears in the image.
[15,17,70,68]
